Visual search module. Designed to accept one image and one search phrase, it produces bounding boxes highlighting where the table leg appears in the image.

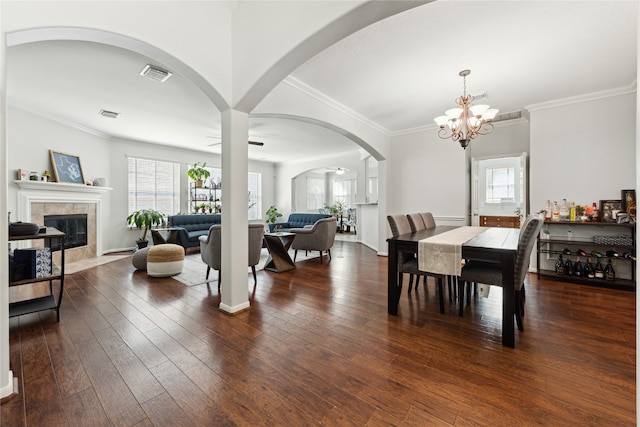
[388,241,399,315]
[501,253,515,348]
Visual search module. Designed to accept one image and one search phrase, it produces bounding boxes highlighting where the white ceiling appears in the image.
[6,2,638,163]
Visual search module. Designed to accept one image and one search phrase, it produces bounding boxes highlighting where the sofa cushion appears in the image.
[269,213,332,232]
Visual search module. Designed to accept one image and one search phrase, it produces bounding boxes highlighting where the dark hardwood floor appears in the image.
[2,241,636,426]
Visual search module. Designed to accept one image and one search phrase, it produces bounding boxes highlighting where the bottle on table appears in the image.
[564,256,573,276]
[573,257,583,277]
[583,257,594,279]
[594,258,605,279]
[552,201,561,222]
[559,199,570,221]
[604,259,615,281]
[555,255,565,275]
[591,202,599,221]
[570,202,576,222]
[545,200,552,220]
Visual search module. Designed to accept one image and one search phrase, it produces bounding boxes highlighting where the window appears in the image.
[128,157,180,215]
[187,165,262,220]
[333,178,356,208]
[248,171,262,220]
[307,177,325,211]
[485,167,515,204]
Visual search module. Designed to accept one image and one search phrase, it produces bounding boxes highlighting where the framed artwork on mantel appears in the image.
[49,150,85,184]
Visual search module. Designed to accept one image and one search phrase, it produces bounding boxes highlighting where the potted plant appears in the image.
[265,205,282,224]
[187,162,211,188]
[127,209,165,249]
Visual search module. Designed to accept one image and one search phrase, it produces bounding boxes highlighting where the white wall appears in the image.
[7,105,112,219]
[8,107,276,252]
[530,93,636,214]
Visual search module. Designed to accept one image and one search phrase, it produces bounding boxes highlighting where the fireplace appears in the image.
[44,214,88,251]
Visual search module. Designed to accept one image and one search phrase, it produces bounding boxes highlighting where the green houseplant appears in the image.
[127,209,165,248]
[265,206,282,224]
[187,162,211,188]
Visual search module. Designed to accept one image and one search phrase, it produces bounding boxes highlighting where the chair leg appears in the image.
[408,274,415,293]
[437,276,445,314]
[328,249,331,261]
[294,250,298,261]
[206,266,211,280]
[515,290,524,331]
[217,270,221,289]
[320,251,323,264]
[252,266,257,284]
[458,280,466,316]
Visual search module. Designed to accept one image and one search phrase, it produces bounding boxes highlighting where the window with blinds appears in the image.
[128,157,180,215]
[333,178,356,208]
[307,177,325,211]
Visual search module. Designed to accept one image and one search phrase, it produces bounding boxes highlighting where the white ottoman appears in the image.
[147,244,184,277]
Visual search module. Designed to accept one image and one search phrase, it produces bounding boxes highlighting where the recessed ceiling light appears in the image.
[140,64,172,82]
[99,109,120,119]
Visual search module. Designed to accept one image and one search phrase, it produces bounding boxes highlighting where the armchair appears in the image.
[198,223,265,286]
[290,217,337,264]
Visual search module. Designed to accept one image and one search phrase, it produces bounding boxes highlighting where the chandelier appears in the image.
[434,70,498,149]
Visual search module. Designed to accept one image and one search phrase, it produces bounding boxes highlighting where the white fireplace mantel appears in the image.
[13,180,113,193]
[13,180,112,256]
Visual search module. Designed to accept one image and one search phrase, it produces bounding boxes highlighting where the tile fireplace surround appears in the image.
[14,180,111,265]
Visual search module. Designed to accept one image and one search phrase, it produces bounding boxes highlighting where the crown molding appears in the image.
[283,76,391,137]
[8,101,112,140]
[525,81,637,112]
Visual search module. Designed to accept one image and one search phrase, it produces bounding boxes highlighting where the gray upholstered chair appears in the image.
[198,223,265,286]
[406,213,426,232]
[457,215,543,331]
[290,217,337,263]
[419,212,436,229]
[387,214,445,313]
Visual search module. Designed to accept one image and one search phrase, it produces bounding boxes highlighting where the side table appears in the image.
[263,232,296,272]
[151,228,180,245]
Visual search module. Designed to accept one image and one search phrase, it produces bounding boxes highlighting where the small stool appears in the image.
[132,247,150,270]
[147,244,184,277]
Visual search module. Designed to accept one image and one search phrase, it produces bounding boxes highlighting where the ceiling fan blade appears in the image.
[208,140,264,147]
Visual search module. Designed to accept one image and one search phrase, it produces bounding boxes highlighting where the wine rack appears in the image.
[537,220,635,290]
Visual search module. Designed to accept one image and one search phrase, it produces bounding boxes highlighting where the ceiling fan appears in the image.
[206,136,264,147]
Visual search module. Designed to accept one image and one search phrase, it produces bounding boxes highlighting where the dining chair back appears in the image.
[407,213,426,232]
[419,212,436,229]
[387,214,412,237]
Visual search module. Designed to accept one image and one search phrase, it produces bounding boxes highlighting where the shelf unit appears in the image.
[9,227,66,321]
[188,182,221,214]
[537,220,635,290]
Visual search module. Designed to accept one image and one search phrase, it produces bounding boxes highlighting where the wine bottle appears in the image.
[594,258,604,279]
[559,199,570,221]
[576,249,587,257]
[604,258,615,281]
[545,200,552,219]
[590,250,602,258]
[552,201,561,222]
[570,202,576,221]
[583,257,594,279]
[564,256,573,276]
[591,202,599,221]
[622,252,637,261]
[562,248,572,255]
[555,255,565,275]
[573,257,583,277]
[605,250,620,258]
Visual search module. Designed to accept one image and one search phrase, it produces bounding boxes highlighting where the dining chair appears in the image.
[457,215,543,331]
[387,214,446,313]
[419,212,436,229]
[198,223,265,287]
[407,213,426,232]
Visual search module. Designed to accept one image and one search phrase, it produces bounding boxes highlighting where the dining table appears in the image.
[387,225,520,348]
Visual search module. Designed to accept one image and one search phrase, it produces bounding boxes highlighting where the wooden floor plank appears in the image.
[2,241,635,426]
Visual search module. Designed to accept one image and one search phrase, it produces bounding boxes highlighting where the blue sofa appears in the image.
[269,213,332,232]
[167,214,221,251]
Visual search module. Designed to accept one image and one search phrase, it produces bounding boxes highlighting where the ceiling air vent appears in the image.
[99,109,120,119]
[493,111,522,123]
[140,64,172,82]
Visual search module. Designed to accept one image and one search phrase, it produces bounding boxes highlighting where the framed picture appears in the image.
[621,189,636,219]
[49,150,85,184]
[600,199,622,223]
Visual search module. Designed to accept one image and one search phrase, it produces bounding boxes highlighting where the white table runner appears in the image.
[418,226,486,276]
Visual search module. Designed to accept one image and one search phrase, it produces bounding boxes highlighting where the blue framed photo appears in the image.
[49,150,85,184]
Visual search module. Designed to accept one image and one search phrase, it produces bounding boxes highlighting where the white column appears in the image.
[0,5,16,399]
[218,109,250,314]
[376,159,388,255]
